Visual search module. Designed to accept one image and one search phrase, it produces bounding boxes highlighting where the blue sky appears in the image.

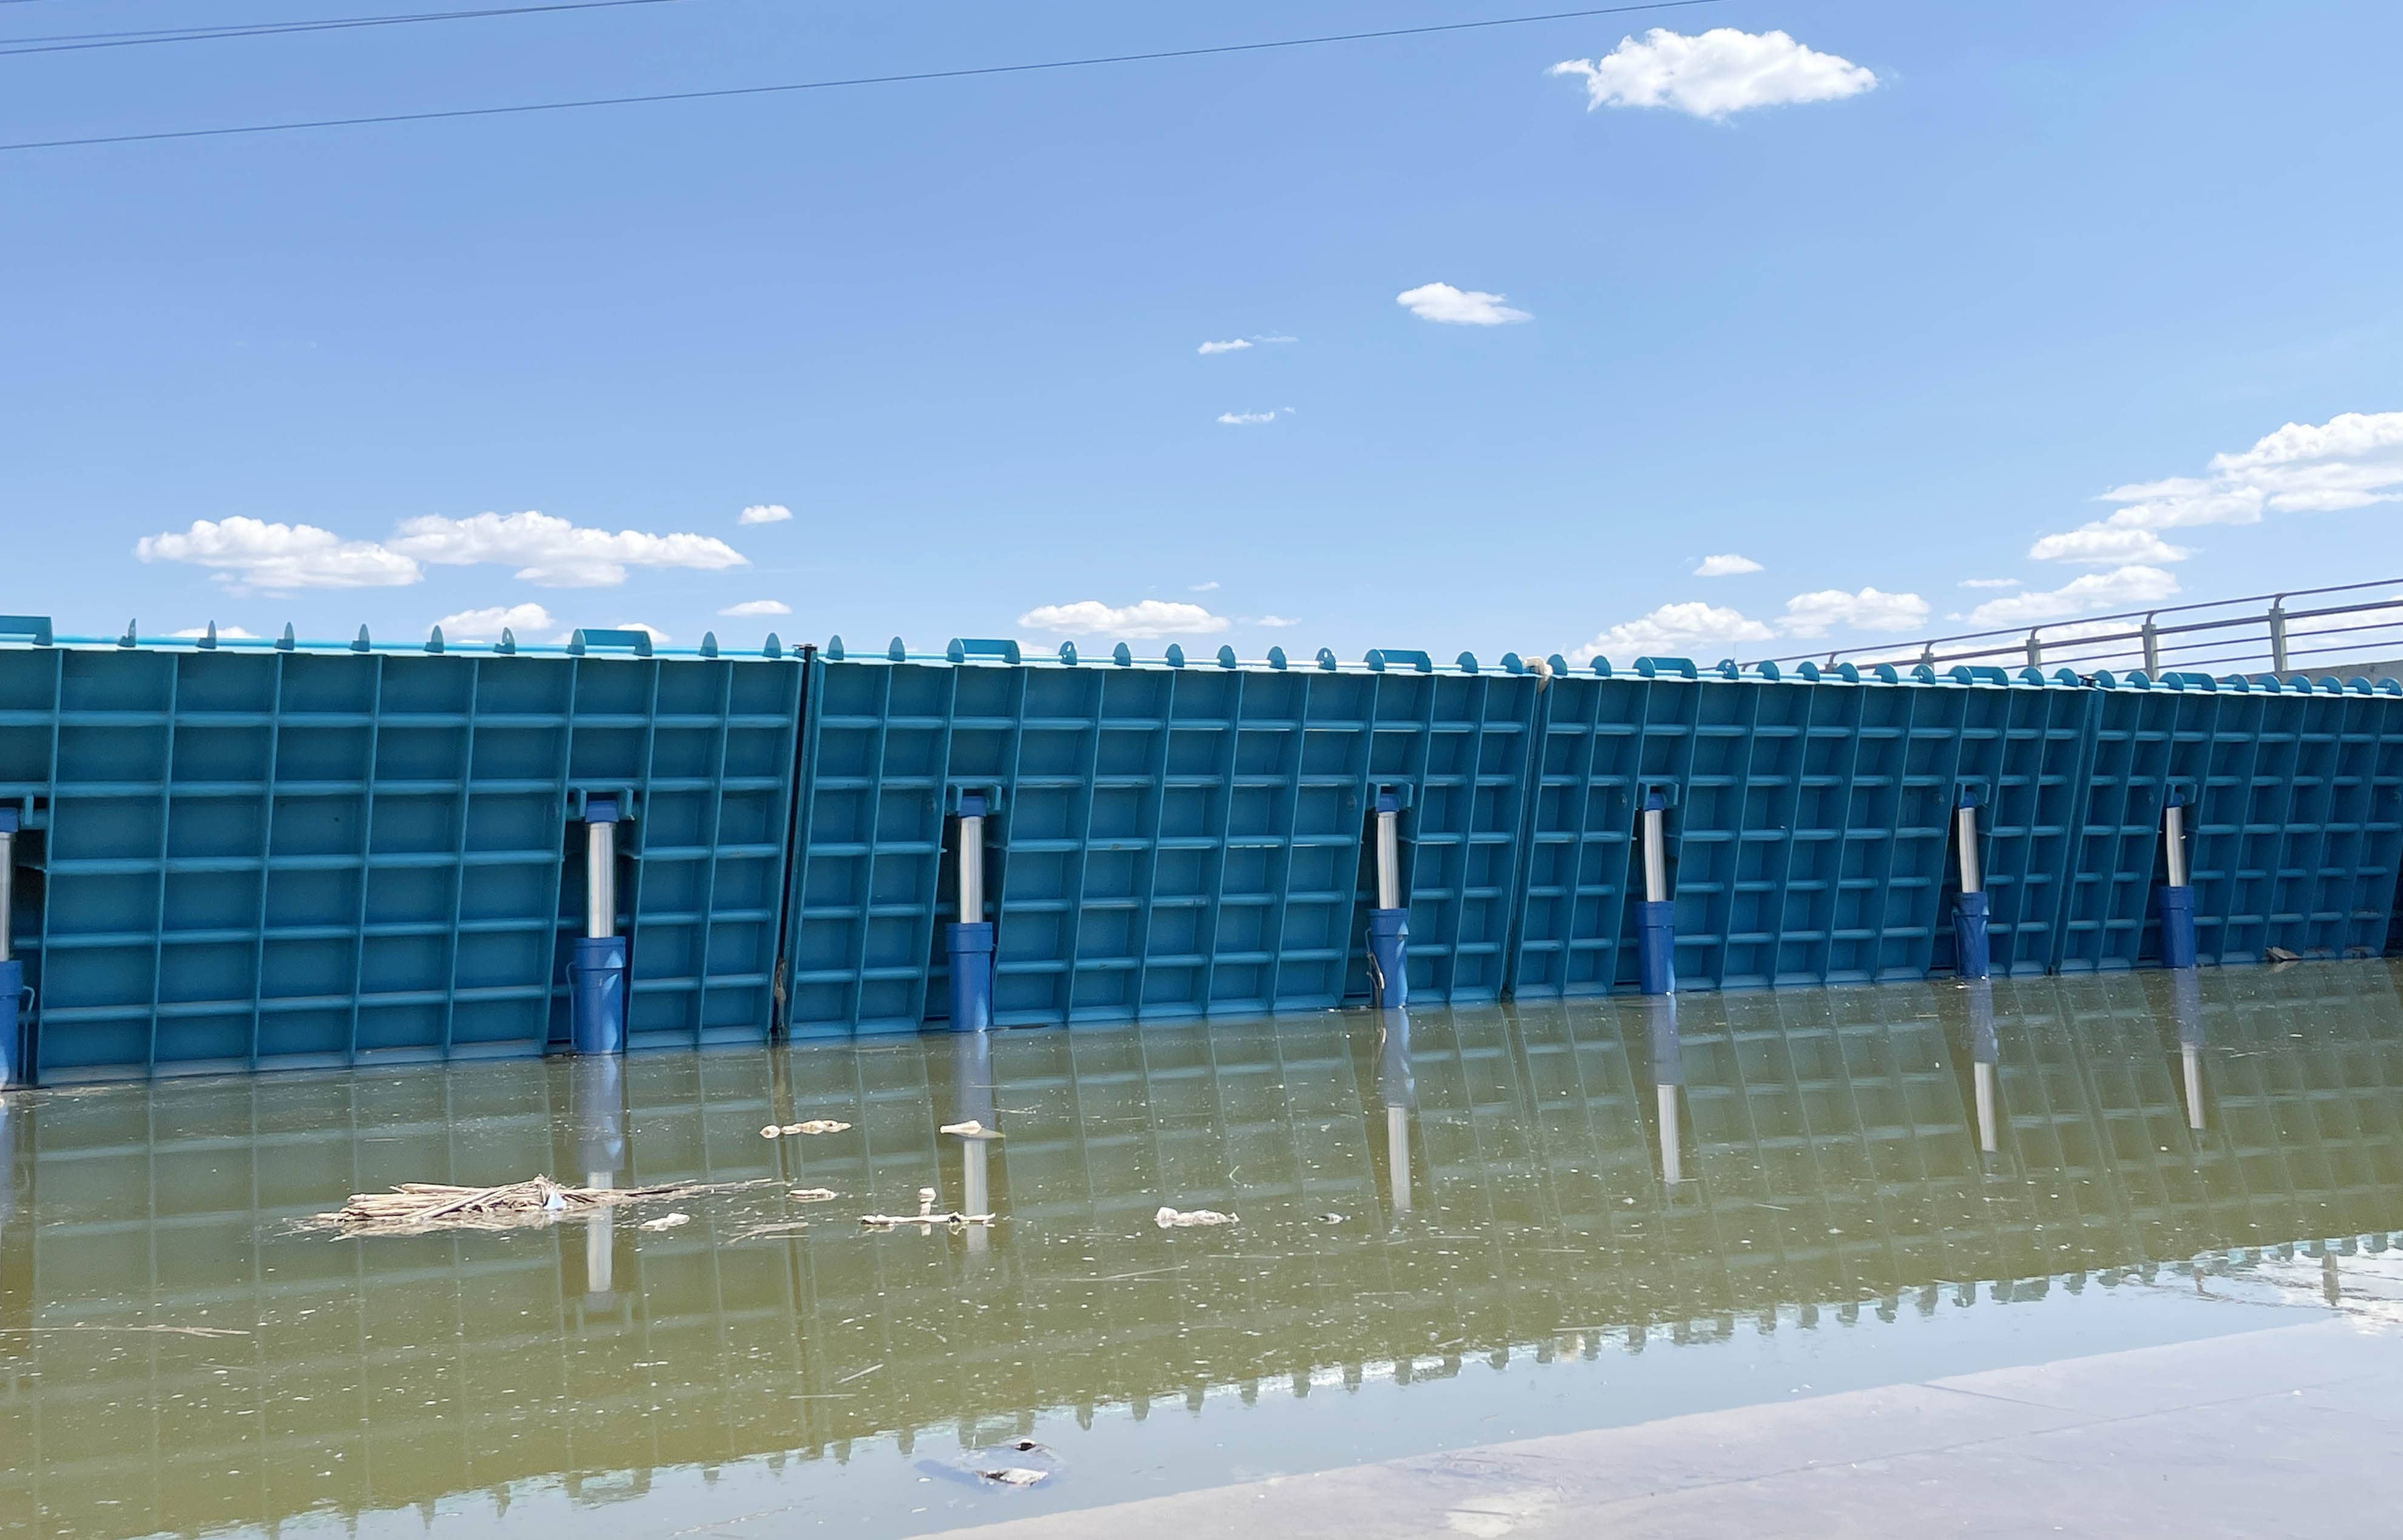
[4,0,2399,663]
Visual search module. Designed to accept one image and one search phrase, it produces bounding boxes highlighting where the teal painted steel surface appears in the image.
[2060,672,2403,970]
[782,650,1541,1033]
[0,633,802,1080]
[6,623,2403,1073]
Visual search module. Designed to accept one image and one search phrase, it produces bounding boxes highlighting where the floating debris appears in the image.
[939,1120,1001,1140]
[305,1175,769,1237]
[1316,1213,1347,1224]
[2266,947,2302,965]
[1155,1206,1238,1228]
[638,1212,691,1232]
[978,1468,1049,1488]
[789,1187,839,1203]
[729,1220,811,1242]
[862,1186,996,1230]
[761,1120,853,1140]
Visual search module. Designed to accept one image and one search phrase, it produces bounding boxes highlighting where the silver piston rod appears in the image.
[1955,799,1983,894]
[0,823,14,962]
[1376,805,1401,910]
[959,808,985,919]
[2164,801,2189,887]
[1641,801,1669,903]
[586,820,615,939]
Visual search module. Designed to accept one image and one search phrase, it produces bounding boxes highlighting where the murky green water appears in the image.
[7,964,2403,1538]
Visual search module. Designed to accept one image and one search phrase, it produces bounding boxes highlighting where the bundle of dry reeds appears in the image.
[308,1175,768,1236]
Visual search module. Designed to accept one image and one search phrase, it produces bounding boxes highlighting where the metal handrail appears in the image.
[1751,576,2403,677]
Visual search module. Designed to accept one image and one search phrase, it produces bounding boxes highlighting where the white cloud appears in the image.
[1549,28,1877,119]
[1958,577,2021,589]
[169,625,257,640]
[1017,599,1231,640]
[1569,601,1776,665]
[718,599,792,616]
[1396,283,1530,326]
[1778,586,1929,638]
[619,622,670,643]
[1254,334,1297,345]
[136,517,423,591]
[1197,339,1252,356]
[2029,410,2403,564]
[1247,615,1300,628]
[1190,580,1220,592]
[1967,566,2180,627]
[738,504,793,525]
[1694,553,1763,577]
[388,511,748,587]
[2026,526,2192,566]
[431,603,556,641]
[1217,410,1283,425]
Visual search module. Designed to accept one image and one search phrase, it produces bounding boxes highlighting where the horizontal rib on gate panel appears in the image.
[0,630,802,1082]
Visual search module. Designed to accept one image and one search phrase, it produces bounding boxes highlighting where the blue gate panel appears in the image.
[2061,674,2403,970]
[0,637,800,1081]
[783,652,1541,1036]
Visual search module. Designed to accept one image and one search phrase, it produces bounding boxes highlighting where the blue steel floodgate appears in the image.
[3,615,2402,1083]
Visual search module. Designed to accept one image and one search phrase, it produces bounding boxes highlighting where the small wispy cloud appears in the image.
[1217,410,1286,425]
[1246,615,1300,628]
[719,599,792,616]
[1018,599,1231,639]
[1958,577,2021,589]
[1190,581,1220,592]
[1694,553,1763,577]
[738,504,793,525]
[1396,283,1530,326]
[431,603,555,641]
[1198,339,1252,356]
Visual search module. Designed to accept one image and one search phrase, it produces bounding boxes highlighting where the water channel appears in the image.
[6,962,2403,1537]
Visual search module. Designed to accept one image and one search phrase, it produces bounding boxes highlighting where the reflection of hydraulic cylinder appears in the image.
[571,1054,627,1296]
[2157,795,2197,970]
[954,1028,997,1255]
[1953,792,1990,981]
[1648,995,1683,1184]
[1377,1008,1415,1217]
[1637,794,1674,997]
[1368,793,1408,1008]
[2172,966,2205,1132]
[1969,979,1999,1155]
[948,793,994,1031]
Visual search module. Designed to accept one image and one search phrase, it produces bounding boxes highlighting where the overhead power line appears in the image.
[0,0,1720,154]
[0,0,696,58]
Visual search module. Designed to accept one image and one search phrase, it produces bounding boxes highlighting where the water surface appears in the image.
[6,964,2403,1537]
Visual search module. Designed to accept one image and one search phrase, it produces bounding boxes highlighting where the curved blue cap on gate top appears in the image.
[1058,641,1078,664]
[0,615,54,647]
[1164,644,1186,667]
[1634,657,1698,680]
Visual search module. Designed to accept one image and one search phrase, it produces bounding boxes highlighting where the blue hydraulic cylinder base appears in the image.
[567,936,627,1055]
[1953,891,1992,981]
[1637,899,1676,996]
[1368,908,1409,1008]
[0,959,26,1090]
[2156,884,2197,970]
[947,922,995,1031]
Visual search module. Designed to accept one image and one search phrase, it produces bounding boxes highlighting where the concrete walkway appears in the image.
[936,1318,2403,1538]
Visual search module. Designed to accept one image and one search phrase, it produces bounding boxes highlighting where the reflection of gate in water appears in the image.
[7,968,2403,1538]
